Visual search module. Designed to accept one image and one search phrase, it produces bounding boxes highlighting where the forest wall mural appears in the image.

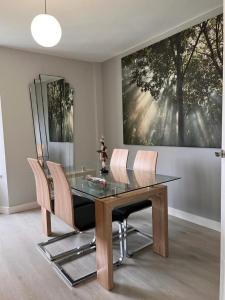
[122,14,223,147]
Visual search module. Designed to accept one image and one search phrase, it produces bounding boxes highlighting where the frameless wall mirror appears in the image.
[29,74,74,170]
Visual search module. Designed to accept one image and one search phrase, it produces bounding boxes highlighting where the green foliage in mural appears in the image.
[122,14,223,147]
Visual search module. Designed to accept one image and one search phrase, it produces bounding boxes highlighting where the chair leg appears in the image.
[53,245,97,287]
[52,223,125,287]
[41,207,51,236]
[122,218,153,257]
[123,219,128,257]
[117,222,125,263]
[38,231,96,261]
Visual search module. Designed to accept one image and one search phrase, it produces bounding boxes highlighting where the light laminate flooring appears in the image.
[0,208,220,300]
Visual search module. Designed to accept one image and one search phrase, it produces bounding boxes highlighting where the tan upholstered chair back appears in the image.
[27,158,52,212]
[47,161,74,228]
[133,150,158,173]
[110,149,129,169]
[111,167,129,184]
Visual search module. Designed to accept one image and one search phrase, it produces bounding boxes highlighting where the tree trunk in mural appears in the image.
[176,78,184,146]
[173,34,184,146]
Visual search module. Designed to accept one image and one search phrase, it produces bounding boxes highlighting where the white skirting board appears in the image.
[168,207,221,232]
[0,201,39,214]
[0,202,220,232]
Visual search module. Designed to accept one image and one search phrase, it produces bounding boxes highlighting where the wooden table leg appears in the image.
[152,186,168,257]
[95,200,113,290]
[41,207,51,236]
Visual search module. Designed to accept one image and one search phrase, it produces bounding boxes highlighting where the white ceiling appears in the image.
[0,0,222,62]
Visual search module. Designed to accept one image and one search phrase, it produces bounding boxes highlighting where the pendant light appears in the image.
[31,0,62,47]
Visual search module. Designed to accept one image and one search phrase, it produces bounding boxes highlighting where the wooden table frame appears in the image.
[95,184,168,290]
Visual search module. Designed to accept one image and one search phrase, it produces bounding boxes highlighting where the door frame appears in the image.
[220,2,225,299]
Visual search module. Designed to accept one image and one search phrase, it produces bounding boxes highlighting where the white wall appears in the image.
[102,8,222,222]
[0,47,101,208]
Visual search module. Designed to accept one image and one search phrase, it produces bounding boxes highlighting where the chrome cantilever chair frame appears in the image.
[122,219,153,258]
[38,190,97,262]
[38,230,96,262]
[53,222,125,287]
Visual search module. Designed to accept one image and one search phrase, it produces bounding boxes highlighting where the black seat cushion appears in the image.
[74,203,125,231]
[73,194,93,207]
[113,200,152,221]
[51,195,92,213]
[112,208,125,223]
[74,203,96,231]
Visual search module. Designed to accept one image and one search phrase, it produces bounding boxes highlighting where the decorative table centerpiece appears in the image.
[97,136,109,174]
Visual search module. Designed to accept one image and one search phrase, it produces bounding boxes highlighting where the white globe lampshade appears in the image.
[31,14,62,47]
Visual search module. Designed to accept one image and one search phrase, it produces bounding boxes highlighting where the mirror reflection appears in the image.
[29,74,74,170]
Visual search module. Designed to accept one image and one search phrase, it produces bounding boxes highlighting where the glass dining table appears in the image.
[66,166,180,290]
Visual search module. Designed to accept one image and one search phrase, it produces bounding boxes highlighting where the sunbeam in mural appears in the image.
[122,14,223,147]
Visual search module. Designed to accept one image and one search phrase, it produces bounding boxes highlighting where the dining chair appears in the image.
[114,150,158,257]
[27,158,96,262]
[110,148,129,168]
[27,157,53,236]
[46,161,125,287]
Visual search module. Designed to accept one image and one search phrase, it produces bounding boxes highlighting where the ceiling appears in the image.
[0,0,222,62]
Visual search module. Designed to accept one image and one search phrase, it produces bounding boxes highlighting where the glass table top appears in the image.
[68,167,180,199]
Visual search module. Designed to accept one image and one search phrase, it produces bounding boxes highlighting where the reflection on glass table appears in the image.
[68,167,180,199]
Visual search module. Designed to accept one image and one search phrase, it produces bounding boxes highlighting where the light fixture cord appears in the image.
[44,0,47,14]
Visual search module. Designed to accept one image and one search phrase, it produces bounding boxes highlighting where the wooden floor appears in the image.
[0,208,220,300]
